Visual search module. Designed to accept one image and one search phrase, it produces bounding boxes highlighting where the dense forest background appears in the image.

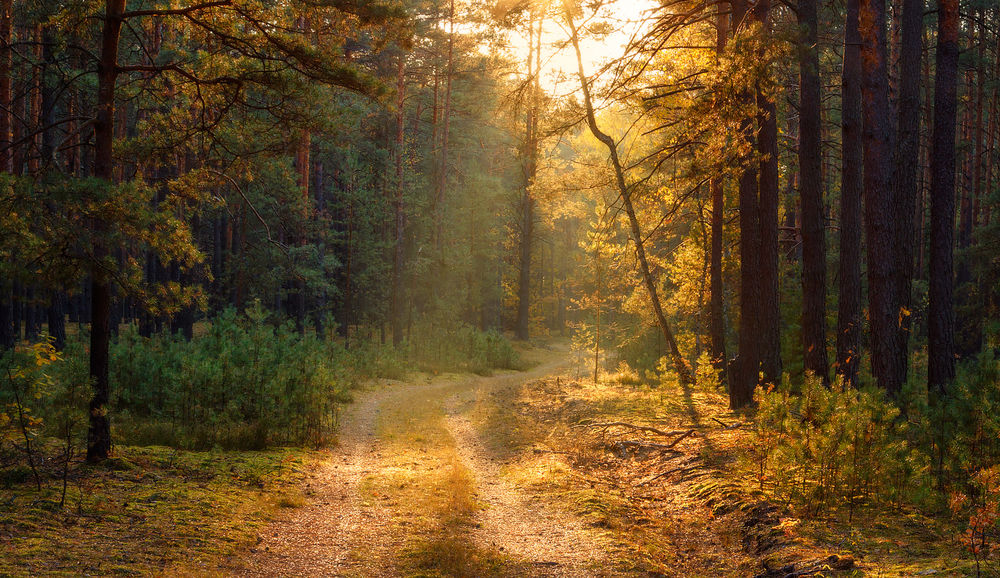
[3,0,1000,570]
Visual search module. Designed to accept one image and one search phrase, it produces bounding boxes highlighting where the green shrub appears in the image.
[748,375,923,514]
[110,303,356,450]
[404,318,522,375]
[748,352,1000,521]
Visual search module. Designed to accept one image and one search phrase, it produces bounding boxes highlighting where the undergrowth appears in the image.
[748,352,1000,574]
[1,302,524,455]
[405,319,523,376]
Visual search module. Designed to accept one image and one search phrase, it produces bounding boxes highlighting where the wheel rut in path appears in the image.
[240,352,631,577]
[444,392,620,576]
[240,382,402,577]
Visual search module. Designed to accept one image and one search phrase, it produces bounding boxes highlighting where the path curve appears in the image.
[241,350,628,577]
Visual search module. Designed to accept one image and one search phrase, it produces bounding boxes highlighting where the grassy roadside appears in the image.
[468,362,997,577]
[466,368,784,576]
[0,445,319,576]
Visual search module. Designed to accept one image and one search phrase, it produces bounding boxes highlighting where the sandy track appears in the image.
[240,382,403,577]
[240,353,629,577]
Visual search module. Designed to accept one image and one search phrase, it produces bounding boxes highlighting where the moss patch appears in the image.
[0,446,318,576]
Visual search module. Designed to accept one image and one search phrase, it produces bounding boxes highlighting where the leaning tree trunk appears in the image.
[565,7,692,386]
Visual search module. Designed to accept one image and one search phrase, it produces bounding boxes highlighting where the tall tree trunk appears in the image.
[0,289,12,350]
[391,53,406,348]
[516,13,540,341]
[956,10,985,356]
[709,1,729,382]
[798,0,829,384]
[730,0,762,407]
[434,0,454,261]
[0,0,10,174]
[928,0,959,395]
[0,0,11,352]
[837,0,865,388]
[860,0,904,395]
[293,16,312,335]
[87,0,126,463]
[892,0,922,370]
[294,126,310,335]
[565,7,692,386]
[752,0,781,388]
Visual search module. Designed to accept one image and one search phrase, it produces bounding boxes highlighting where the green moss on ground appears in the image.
[0,445,319,576]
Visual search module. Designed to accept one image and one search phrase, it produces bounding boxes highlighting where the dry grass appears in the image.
[468,371,787,576]
[469,364,1000,577]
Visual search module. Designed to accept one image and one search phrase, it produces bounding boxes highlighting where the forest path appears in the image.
[240,347,630,577]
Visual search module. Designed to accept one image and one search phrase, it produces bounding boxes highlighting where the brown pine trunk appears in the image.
[9,23,22,176]
[955,11,985,356]
[294,127,310,334]
[751,0,781,388]
[891,0,923,370]
[87,0,126,463]
[434,0,454,260]
[516,12,540,341]
[28,24,41,176]
[293,16,312,335]
[709,2,728,381]
[730,0,761,408]
[928,0,959,395]
[836,0,864,388]
[0,0,10,174]
[860,0,904,395]
[757,93,781,387]
[391,54,406,348]
[798,0,829,385]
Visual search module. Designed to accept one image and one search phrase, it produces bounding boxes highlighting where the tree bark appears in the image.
[836,0,864,388]
[516,12,541,341]
[87,0,126,463]
[434,0,454,260]
[709,1,729,382]
[391,53,406,348]
[754,0,781,389]
[0,0,10,174]
[891,0,922,371]
[928,0,959,395]
[729,0,761,408]
[798,0,829,385]
[955,9,984,356]
[860,0,904,395]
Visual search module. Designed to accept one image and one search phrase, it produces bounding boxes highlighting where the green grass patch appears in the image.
[0,445,318,576]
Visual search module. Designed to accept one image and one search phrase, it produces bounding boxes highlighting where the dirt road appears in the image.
[240,351,631,577]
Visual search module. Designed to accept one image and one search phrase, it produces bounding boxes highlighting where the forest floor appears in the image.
[234,343,974,577]
[0,343,983,576]
[233,343,850,577]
